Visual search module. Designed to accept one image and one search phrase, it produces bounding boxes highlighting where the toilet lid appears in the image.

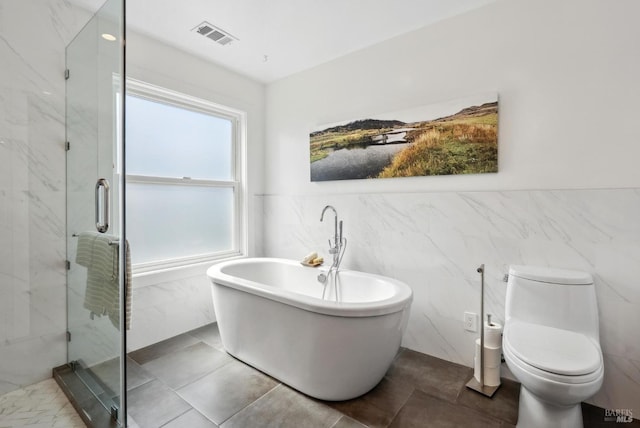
[505,321,601,376]
[508,265,593,285]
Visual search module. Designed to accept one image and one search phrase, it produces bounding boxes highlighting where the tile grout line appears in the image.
[135,342,234,393]
[174,351,236,391]
[329,414,370,428]
[217,383,284,427]
[125,357,155,394]
[383,382,416,428]
[156,406,194,428]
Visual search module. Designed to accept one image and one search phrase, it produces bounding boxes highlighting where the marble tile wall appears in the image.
[0,0,89,394]
[127,274,216,352]
[260,188,640,412]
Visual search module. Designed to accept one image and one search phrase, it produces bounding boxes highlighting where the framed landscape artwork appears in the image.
[309,93,498,182]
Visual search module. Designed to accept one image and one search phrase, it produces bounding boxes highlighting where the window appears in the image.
[124,79,246,272]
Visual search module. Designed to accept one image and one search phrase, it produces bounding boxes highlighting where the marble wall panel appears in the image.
[0,0,90,394]
[0,332,67,396]
[260,188,640,411]
[126,275,216,352]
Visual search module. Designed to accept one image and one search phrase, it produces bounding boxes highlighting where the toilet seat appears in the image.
[504,320,602,383]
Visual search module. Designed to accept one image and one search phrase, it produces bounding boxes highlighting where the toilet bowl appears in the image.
[503,265,604,428]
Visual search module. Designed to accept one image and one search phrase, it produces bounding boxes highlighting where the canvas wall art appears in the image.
[309,93,498,182]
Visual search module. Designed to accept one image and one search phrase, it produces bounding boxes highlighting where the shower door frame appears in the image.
[63,0,127,425]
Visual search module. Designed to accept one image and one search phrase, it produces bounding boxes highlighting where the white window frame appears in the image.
[122,78,247,275]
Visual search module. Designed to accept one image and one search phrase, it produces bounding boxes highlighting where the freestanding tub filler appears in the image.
[206,257,413,401]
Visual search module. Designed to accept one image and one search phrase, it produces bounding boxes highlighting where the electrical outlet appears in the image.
[464,312,478,332]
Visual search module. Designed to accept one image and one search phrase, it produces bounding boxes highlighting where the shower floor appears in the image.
[0,378,85,427]
[55,322,624,428]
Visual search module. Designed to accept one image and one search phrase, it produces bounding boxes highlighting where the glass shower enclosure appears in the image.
[64,0,126,424]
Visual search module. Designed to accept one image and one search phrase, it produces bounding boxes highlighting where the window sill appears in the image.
[131,253,245,289]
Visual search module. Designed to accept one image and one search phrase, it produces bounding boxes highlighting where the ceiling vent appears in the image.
[192,21,238,46]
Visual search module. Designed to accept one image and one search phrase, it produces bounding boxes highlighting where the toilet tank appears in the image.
[505,265,599,340]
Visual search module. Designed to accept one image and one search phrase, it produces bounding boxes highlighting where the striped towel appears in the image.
[76,231,132,330]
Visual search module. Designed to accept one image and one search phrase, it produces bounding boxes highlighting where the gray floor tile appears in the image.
[188,323,224,350]
[389,389,505,428]
[127,358,155,391]
[114,329,621,428]
[129,333,201,365]
[177,359,278,425]
[330,415,368,428]
[126,413,141,428]
[127,379,192,428]
[326,377,413,428]
[386,348,472,403]
[84,358,119,396]
[162,408,219,428]
[142,342,233,389]
[456,377,520,425]
[222,384,341,428]
[90,356,153,394]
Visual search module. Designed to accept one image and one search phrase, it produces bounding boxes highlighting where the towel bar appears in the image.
[71,233,119,246]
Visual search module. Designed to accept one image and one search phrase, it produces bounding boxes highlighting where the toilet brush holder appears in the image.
[466,264,501,398]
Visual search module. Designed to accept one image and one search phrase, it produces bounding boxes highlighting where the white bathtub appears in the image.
[206,257,413,401]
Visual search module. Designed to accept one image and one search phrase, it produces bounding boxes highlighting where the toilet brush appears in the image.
[465,264,501,397]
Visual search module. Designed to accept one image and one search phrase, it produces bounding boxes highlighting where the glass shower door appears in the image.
[65,0,125,424]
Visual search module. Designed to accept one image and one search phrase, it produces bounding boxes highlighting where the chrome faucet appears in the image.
[318,205,346,292]
[320,205,343,268]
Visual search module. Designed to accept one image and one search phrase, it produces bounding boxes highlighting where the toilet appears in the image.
[503,265,604,428]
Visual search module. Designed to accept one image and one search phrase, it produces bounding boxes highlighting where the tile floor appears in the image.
[121,323,524,428]
[51,322,639,427]
[123,323,626,428]
[0,378,85,427]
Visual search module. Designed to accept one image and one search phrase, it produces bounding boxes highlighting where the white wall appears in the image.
[125,30,266,351]
[0,0,90,394]
[265,0,640,194]
[262,0,640,412]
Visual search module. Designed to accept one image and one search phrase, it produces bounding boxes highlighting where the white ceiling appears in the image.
[70,0,497,83]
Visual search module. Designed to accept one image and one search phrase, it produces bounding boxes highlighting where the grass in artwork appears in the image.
[378,114,498,177]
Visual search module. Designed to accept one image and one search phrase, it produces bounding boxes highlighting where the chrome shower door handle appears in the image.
[95,178,110,233]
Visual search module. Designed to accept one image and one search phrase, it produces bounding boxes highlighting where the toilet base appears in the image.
[517,386,584,428]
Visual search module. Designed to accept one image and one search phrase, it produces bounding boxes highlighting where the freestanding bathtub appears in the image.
[206,257,413,401]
